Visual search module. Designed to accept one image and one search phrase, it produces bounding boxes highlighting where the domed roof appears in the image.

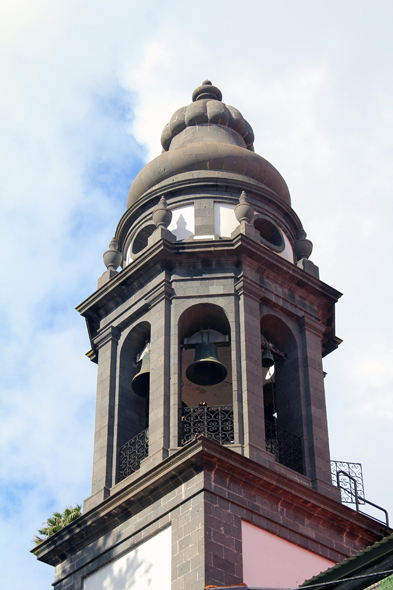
[127,81,291,208]
[161,80,255,152]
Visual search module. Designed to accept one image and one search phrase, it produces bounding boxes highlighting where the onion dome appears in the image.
[127,81,291,208]
[161,80,255,152]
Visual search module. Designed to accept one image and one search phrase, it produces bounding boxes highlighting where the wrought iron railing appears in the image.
[118,428,149,482]
[331,462,389,526]
[265,421,304,475]
[331,460,365,504]
[179,405,234,446]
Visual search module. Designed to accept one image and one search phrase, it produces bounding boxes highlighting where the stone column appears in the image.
[84,325,120,512]
[141,287,171,471]
[169,299,180,452]
[236,276,268,464]
[298,315,340,500]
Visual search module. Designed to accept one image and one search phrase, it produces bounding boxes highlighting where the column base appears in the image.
[311,476,342,501]
[83,486,110,513]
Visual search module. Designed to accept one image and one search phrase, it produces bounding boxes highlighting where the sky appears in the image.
[1,1,393,587]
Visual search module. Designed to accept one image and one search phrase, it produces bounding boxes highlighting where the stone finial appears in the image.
[293,228,313,261]
[103,238,122,271]
[153,196,172,229]
[235,191,254,224]
[192,80,223,102]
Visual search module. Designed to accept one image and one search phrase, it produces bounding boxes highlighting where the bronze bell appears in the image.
[186,342,227,386]
[131,352,150,397]
[262,349,275,368]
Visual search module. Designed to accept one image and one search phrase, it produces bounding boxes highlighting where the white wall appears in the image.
[83,526,171,590]
[242,521,334,589]
[279,231,294,263]
[168,205,194,240]
[214,203,238,237]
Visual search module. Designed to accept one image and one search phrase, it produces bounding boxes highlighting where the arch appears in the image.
[254,216,285,252]
[178,303,233,445]
[179,302,231,340]
[132,224,156,255]
[260,313,303,440]
[117,321,151,454]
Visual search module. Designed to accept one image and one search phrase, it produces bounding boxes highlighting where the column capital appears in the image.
[297,314,325,338]
[145,278,173,308]
[92,325,121,349]
[235,275,261,302]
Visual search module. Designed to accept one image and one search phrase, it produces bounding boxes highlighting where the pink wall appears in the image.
[242,521,335,588]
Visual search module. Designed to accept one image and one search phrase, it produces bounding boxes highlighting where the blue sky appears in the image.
[1,1,393,587]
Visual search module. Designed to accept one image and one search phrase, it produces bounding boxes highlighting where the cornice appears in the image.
[76,234,342,330]
[33,437,385,567]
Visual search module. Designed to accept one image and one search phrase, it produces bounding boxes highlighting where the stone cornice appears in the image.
[33,438,386,567]
[76,234,342,355]
[77,235,341,318]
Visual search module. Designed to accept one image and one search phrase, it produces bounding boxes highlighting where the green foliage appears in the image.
[32,504,82,547]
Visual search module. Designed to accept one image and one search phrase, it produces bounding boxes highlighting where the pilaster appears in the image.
[297,315,340,500]
[84,325,120,512]
[141,284,172,472]
[236,275,269,465]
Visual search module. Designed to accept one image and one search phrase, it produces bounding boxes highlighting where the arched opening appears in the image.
[178,303,233,447]
[254,217,284,252]
[260,314,303,474]
[117,321,151,482]
[132,224,156,255]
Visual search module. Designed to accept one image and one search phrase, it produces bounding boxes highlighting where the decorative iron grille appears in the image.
[265,421,304,475]
[179,405,234,446]
[331,460,365,504]
[118,428,149,482]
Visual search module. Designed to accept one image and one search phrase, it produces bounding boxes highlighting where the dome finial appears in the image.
[192,80,222,102]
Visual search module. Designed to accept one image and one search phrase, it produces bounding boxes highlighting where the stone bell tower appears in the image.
[34,81,387,590]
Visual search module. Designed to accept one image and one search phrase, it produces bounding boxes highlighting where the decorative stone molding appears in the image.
[293,228,313,261]
[103,238,122,271]
[153,196,172,229]
[235,191,254,224]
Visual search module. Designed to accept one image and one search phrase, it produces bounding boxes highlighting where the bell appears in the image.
[186,342,227,386]
[262,349,275,368]
[131,352,150,397]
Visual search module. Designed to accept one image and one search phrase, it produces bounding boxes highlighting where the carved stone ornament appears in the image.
[152,196,172,229]
[234,191,254,224]
[103,238,122,271]
[293,228,313,261]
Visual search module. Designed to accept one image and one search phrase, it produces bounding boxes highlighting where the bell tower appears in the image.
[35,81,387,590]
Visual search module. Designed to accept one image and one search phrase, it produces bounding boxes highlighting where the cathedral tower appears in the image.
[34,81,387,590]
